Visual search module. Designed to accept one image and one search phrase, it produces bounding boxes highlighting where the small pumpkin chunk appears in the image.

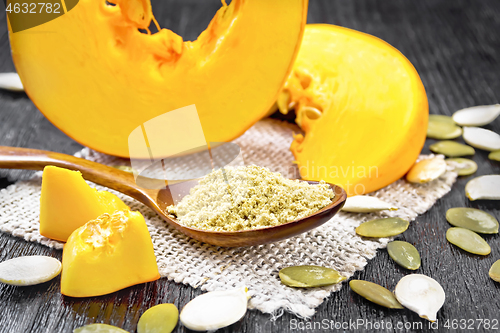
[40,166,129,242]
[61,210,160,297]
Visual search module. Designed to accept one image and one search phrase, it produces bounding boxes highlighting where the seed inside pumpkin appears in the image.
[445,158,477,176]
[355,217,409,238]
[279,265,345,287]
[446,227,491,255]
[387,241,421,270]
[429,141,475,157]
[349,280,404,309]
[446,208,498,234]
[427,115,462,139]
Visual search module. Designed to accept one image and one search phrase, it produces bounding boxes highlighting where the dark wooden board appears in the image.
[1,0,500,332]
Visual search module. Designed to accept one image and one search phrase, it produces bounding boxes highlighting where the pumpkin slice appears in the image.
[9,0,308,158]
[40,166,129,242]
[279,25,428,195]
[61,210,160,297]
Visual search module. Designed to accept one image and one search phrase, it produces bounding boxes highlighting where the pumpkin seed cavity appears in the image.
[445,158,477,176]
[462,127,500,151]
[489,150,500,162]
[446,208,498,234]
[73,324,128,333]
[446,227,491,255]
[341,195,398,213]
[452,105,500,127]
[0,72,24,92]
[279,265,345,287]
[387,241,421,270]
[406,158,446,183]
[355,217,409,238]
[179,287,248,331]
[465,175,500,201]
[394,274,445,322]
[349,280,403,309]
[0,256,61,286]
[489,260,500,283]
[429,141,475,157]
[137,303,178,333]
[427,115,462,139]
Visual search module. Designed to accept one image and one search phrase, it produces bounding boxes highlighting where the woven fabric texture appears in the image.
[0,119,456,318]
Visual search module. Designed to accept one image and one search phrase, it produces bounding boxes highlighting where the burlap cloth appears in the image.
[0,118,456,318]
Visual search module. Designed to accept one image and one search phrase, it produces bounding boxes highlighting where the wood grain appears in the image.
[1,0,499,332]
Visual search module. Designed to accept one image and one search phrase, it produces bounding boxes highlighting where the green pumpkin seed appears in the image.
[429,141,475,157]
[427,115,462,139]
[406,158,447,183]
[445,158,478,176]
[73,324,128,333]
[446,227,491,255]
[349,280,404,309]
[489,150,500,162]
[489,260,500,283]
[279,265,346,287]
[356,218,409,238]
[137,303,178,333]
[387,241,421,270]
[446,208,498,234]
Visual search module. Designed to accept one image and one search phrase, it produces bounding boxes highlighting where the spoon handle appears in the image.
[0,146,153,204]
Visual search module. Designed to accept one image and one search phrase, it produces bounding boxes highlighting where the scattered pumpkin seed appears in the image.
[465,175,500,200]
[279,265,345,287]
[445,158,477,176]
[387,241,421,270]
[429,141,475,157]
[73,324,128,333]
[427,115,462,139]
[341,195,398,213]
[394,274,445,322]
[489,150,500,162]
[489,260,500,283]
[452,105,500,127]
[112,165,136,173]
[355,217,409,238]
[446,227,491,255]
[0,72,24,92]
[446,208,498,234]
[179,287,248,331]
[137,303,178,333]
[0,256,61,286]
[406,158,447,183]
[463,127,500,151]
[349,280,404,309]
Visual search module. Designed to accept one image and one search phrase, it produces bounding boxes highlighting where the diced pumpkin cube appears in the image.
[40,165,129,242]
[61,210,160,297]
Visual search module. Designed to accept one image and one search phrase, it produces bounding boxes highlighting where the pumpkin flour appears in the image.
[166,165,334,231]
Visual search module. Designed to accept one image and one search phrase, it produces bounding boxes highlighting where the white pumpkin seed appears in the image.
[0,256,61,286]
[489,260,500,283]
[446,208,498,234]
[427,115,462,139]
[465,175,500,200]
[349,280,404,309]
[180,287,248,331]
[429,141,475,157]
[341,195,398,213]
[73,324,128,333]
[0,72,24,92]
[452,105,500,126]
[406,158,447,183]
[394,274,445,322]
[279,265,346,287]
[356,217,409,238]
[445,158,477,176]
[387,241,421,270]
[489,150,500,161]
[446,227,491,255]
[462,127,500,151]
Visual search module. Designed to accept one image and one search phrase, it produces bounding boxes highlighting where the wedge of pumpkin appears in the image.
[9,0,308,158]
[279,25,428,195]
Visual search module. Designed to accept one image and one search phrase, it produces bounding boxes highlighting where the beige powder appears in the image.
[166,165,334,231]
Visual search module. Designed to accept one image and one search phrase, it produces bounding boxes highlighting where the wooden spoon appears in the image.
[0,146,346,247]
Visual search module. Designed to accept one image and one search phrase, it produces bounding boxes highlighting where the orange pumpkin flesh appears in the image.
[61,210,160,297]
[9,0,308,158]
[281,25,428,196]
[40,166,129,242]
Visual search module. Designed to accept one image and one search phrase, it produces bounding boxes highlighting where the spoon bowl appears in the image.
[0,146,347,247]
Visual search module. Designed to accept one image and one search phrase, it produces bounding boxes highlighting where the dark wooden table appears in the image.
[1,1,500,332]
